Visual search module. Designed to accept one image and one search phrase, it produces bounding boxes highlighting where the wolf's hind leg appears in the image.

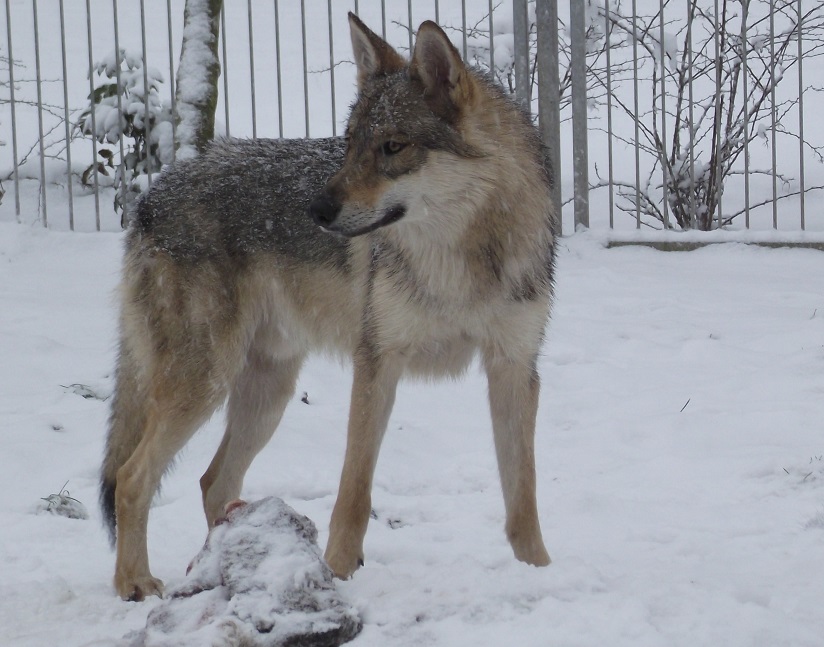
[114,375,227,601]
[483,350,551,567]
[200,350,304,526]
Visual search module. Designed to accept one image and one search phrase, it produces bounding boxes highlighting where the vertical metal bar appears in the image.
[84,0,101,230]
[166,0,177,162]
[741,0,750,228]
[381,0,386,40]
[328,0,337,135]
[139,0,153,186]
[407,0,413,54]
[631,0,641,228]
[687,0,695,228]
[435,0,439,25]
[354,0,358,15]
[605,0,614,229]
[570,0,589,229]
[221,4,230,137]
[112,0,128,221]
[513,0,530,111]
[769,0,777,228]
[713,0,722,228]
[489,0,495,73]
[658,0,669,228]
[3,0,20,220]
[247,0,257,138]
[301,0,310,137]
[59,0,74,230]
[536,0,562,232]
[274,0,283,137]
[797,0,805,230]
[32,0,48,226]
[461,0,467,61]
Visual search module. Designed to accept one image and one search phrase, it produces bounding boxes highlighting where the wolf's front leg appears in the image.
[484,350,551,567]
[325,346,402,579]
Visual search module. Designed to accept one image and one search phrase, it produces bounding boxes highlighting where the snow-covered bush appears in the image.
[584,0,824,230]
[453,0,824,231]
[77,49,175,213]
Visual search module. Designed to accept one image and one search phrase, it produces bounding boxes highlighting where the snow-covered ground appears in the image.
[1,221,823,646]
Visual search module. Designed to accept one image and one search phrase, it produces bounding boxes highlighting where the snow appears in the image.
[0,222,823,646]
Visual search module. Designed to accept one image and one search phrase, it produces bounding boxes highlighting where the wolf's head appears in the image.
[309,14,504,238]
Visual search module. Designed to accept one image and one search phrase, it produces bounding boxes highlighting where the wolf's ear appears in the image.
[348,12,406,89]
[410,21,475,121]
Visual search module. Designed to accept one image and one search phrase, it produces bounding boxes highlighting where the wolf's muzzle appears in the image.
[309,192,341,228]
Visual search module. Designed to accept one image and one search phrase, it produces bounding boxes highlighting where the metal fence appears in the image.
[1,0,821,234]
[542,0,824,234]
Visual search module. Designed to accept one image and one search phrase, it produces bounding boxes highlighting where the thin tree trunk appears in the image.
[175,0,222,159]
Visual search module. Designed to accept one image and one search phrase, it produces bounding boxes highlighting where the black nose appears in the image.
[309,192,341,227]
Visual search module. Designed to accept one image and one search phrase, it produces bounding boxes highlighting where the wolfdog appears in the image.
[101,14,559,601]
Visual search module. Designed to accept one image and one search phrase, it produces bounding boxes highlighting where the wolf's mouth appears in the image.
[332,204,407,238]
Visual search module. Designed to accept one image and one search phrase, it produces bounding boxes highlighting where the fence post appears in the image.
[512,0,530,112]
[32,0,48,226]
[4,0,21,220]
[569,0,589,230]
[535,0,562,233]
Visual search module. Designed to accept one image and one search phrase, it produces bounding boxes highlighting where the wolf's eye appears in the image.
[382,140,407,156]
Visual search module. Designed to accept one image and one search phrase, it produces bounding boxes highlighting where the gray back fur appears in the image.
[130,137,348,268]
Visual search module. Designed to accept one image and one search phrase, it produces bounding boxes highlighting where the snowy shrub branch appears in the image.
[581,0,824,230]
[76,49,174,213]
[447,0,824,230]
[1,54,77,196]
[70,0,223,221]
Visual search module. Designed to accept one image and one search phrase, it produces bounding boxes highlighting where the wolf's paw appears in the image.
[521,547,551,567]
[512,538,551,567]
[324,546,365,580]
[116,573,165,601]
